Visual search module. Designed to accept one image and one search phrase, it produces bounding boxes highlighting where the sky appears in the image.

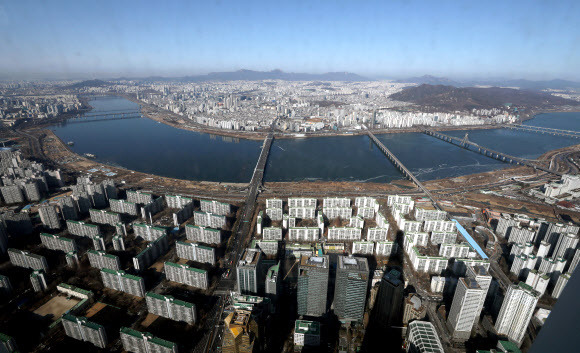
[0,0,579,80]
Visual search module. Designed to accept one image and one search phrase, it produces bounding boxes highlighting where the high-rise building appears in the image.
[237,248,263,295]
[0,274,12,296]
[164,262,208,290]
[265,262,280,299]
[109,199,140,216]
[495,282,540,347]
[66,220,100,238]
[176,241,216,264]
[185,225,222,244]
[120,327,177,353]
[133,235,169,271]
[406,321,444,353]
[373,269,404,328]
[447,277,485,340]
[553,233,579,260]
[7,248,48,271]
[552,272,571,299]
[39,204,61,229]
[30,270,48,292]
[297,255,329,317]
[569,248,580,274]
[87,250,121,270]
[133,223,167,241]
[40,233,77,253]
[294,320,321,347]
[100,269,145,297]
[0,223,7,255]
[62,314,107,349]
[146,292,197,324]
[403,294,426,325]
[222,309,259,353]
[333,255,369,322]
[200,199,231,216]
[466,265,492,314]
[0,332,18,352]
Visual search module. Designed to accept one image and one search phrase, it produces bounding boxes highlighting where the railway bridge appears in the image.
[424,129,562,176]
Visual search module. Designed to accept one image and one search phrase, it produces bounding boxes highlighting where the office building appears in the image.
[164,262,209,290]
[185,225,222,244]
[403,294,426,325]
[87,250,121,270]
[62,314,107,349]
[100,269,146,297]
[447,277,485,340]
[495,282,540,347]
[8,248,48,271]
[39,204,61,229]
[146,292,197,324]
[176,241,215,264]
[120,327,177,353]
[334,255,369,322]
[373,269,404,328]
[222,309,259,353]
[237,248,263,295]
[297,255,329,317]
[294,320,320,347]
[406,321,444,353]
[40,233,77,252]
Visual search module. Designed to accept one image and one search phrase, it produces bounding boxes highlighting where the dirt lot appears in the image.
[33,294,80,320]
[85,302,107,318]
[141,313,159,328]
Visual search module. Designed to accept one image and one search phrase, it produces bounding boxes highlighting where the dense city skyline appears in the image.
[1,0,579,80]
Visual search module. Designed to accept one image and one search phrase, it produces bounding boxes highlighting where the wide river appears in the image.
[50,96,580,183]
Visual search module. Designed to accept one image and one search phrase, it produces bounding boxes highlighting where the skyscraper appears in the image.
[495,282,540,347]
[333,255,369,322]
[237,248,263,295]
[406,321,444,353]
[297,255,329,317]
[466,265,492,314]
[447,277,485,340]
[372,269,404,328]
[222,309,259,353]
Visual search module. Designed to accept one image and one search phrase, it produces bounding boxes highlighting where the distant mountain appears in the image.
[389,84,579,111]
[132,69,370,83]
[396,75,460,86]
[64,79,111,89]
[477,79,580,91]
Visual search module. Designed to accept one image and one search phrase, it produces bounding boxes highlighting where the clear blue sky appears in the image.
[0,0,578,80]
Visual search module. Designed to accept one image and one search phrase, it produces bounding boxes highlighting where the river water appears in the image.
[50,96,580,183]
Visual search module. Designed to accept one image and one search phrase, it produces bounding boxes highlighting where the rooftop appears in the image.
[300,254,329,269]
[295,320,320,335]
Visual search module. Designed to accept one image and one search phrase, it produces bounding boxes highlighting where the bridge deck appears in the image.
[503,124,580,138]
[424,129,562,176]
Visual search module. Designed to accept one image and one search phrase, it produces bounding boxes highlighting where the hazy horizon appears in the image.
[1,0,579,81]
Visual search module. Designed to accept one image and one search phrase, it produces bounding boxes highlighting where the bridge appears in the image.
[424,129,562,176]
[198,125,275,353]
[364,126,441,210]
[503,124,580,138]
[83,109,141,118]
[64,115,143,124]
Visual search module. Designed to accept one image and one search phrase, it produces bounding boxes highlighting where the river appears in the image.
[50,96,580,183]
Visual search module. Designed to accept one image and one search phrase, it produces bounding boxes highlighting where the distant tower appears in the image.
[333,255,369,322]
[372,269,404,328]
[495,282,540,347]
[297,255,330,317]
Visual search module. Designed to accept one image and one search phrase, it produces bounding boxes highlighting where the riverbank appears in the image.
[113,93,511,141]
[34,127,571,202]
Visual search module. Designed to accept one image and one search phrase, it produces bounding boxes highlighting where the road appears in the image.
[196,124,275,353]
